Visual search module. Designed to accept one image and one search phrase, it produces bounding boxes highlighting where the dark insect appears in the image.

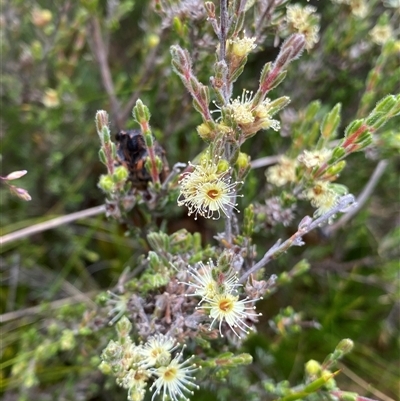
[115,129,169,189]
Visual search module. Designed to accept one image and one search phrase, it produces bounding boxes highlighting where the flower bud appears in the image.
[116,316,132,338]
[5,170,28,180]
[98,175,115,193]
[113,165,129,183]
[305,359,321,376]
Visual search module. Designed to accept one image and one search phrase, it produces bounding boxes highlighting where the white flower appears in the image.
[182,260,241,304]
[149,350,199,401]
[201,293,262,338]
[139,334,178,368]
[178,157,241,220]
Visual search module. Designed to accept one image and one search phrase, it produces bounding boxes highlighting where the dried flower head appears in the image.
[266,156,298,186]
[178,156,242,220]
[149,349,199,401]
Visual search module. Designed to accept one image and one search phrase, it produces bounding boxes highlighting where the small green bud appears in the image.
[344,119,363,137]
[197,123,213,140]
[305,359,321,376]
[147,33,159,48]
[98,174,115,193]
[268,96,291,115]
[232,353,253,365]
[236,152,250,169]
[102,340,123,362]
[113,165,129,183]
[133,99,150,123]
[98,361,112,375]
[147,232,170,252]
[259,62,272,84]
[321,103,341,139]
[335,338,354,355]
[148,251,162,270]
[116,316,132,338]
[101,126,111,143]
[330,147,346,161]
[95,110,109,139]
[217,159,230,173]
[278,271,291,284]
[306,100,321,120]
[325,160,346,176]
[111,142,117,159]
[98,148,107,165]
[373,94,397,114]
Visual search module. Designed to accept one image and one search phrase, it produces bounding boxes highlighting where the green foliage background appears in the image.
[1,1,399,400]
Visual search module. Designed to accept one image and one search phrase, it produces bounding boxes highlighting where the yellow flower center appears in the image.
[163,366,177,381]
[219,298,234,313]
[207,188,220,199]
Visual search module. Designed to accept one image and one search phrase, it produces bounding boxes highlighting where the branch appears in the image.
[239,195,357,283]
[0,205,106,246]
[323,160,388,235]
[88,17,122,128]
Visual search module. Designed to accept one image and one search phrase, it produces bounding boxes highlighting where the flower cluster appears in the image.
[286,4,320,50]
[332,0,368,18]
[221,90,281,138]
[177,153,242,219]
[183,260,262,338]
[100,318,199,401]
[369,23,393,46]
[266,156,298,187]
[297,148,332,169]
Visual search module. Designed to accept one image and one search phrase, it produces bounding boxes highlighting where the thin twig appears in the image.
[0,205,106,246]
[239,195,357,283]
[337,363,395,401]
[250,155,280,169]
[323,160,388,236]
[88,17,122,129]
